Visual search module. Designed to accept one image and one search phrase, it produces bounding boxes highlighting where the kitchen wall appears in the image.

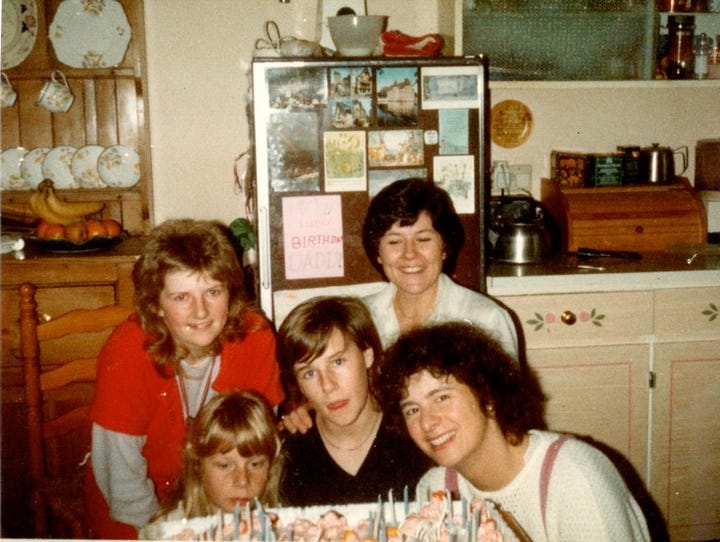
[143,0,719,225]
[490,81,720,195]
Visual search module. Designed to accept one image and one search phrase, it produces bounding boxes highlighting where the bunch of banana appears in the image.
[28,179,105,226]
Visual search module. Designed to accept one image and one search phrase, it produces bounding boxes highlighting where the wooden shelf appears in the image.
[0,0,152,235]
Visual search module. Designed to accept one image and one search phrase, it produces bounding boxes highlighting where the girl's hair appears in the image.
[276,296,382,406]
[362,178,465,277]
[375,322,546,444]
[132,219,249,368]
[161,391,283,518]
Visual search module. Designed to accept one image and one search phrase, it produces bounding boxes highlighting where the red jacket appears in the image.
[85,312,284,538]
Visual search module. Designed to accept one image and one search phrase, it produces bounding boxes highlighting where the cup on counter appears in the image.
[36,70,74,113]
[1,72,17,109]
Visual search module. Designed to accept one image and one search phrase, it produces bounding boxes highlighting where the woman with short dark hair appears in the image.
[362,178,518,360]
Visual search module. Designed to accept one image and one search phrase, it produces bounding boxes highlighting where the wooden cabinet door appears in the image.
[500,291,653,493]
[527,344,651,485]
[651,341,720,541]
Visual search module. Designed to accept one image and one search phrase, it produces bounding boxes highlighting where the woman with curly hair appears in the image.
[85,219,284,539]
[375,322,650,541]
[139,391,282,539]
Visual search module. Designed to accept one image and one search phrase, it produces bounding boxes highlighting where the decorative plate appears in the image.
[42,146,78,189]
[49,0,132,69]
[97,144,140,187]
[25,232,126,253]
[1,0,38,70]
[20,147,51,189]
[490,99,533,149]
[1,147,29,190]
[71,145,106,188]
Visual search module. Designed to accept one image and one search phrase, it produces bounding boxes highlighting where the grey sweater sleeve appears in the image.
[91,423,160,529]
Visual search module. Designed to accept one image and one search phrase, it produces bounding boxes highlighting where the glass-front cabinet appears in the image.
[458,0,720,81]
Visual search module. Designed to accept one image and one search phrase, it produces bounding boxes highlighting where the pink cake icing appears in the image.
[152,491,505,541]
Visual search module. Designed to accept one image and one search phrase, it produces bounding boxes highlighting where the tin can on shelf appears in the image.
[551,151,587,188]
[618,145,642,184]
[585,153,624,186]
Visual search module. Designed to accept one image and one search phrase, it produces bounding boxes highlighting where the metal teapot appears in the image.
[638,143,688,184]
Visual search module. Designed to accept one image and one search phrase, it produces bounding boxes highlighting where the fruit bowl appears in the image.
[25,232,127,253]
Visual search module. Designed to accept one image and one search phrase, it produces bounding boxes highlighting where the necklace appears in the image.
[177,355,217,428]
[318,411,382,452]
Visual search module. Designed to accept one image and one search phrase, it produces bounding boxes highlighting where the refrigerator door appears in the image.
[250,56,489,324]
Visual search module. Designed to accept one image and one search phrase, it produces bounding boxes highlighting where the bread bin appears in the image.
[695,138,720,190]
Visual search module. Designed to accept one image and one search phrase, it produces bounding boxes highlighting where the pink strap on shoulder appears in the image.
[540,434,571,532]
[445,467,459,499]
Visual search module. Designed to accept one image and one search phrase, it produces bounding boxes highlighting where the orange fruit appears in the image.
[102,219,122,237]
[86,219,108,238]
[65,221,88,244]
[43,223,66,239]
[35,221,51,238]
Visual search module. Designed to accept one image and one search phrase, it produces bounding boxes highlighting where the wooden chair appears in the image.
[18,282,133,538]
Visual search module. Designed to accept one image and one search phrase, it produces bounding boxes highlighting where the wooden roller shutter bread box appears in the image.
[541,178,707,253]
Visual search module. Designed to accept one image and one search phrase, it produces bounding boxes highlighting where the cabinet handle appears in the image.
[561,310,577,325]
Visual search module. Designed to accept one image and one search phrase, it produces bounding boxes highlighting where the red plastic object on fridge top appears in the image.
[381,30,444,57]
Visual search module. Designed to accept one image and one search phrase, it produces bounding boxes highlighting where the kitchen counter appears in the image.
[487,243,720,296]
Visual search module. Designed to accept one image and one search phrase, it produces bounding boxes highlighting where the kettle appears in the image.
[489,195,558,264]
[638,143,688,184]
[492,221,551,264]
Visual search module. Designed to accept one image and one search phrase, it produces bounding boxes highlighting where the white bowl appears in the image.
[328,15,386,57]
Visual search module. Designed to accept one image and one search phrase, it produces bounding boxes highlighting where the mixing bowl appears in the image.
[328,15,387,57]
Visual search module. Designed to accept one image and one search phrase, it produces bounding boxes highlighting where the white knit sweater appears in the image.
[415,430,650,542]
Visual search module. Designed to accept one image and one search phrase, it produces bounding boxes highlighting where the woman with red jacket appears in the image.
[84,219,284,539]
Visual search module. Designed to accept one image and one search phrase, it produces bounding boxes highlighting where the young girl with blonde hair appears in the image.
[140,390,282,539]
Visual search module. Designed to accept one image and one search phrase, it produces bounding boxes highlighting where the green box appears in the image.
[585,154,624,186]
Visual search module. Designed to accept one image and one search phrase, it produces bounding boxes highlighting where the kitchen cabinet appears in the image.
[651,287,720,541]
[1,0,152,235]
[496,282,720,540]
[496,291,653,482]
[0,237,144,538]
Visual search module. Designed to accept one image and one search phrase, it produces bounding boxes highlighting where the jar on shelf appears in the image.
[663,15,695,79]
[694,33,713,79]
[708,35,720,79]
[657,0,706,10]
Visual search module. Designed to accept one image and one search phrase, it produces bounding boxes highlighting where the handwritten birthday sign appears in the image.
[282,195,344,280]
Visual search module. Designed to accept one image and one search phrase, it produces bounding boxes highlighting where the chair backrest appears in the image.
[18,282,133,536]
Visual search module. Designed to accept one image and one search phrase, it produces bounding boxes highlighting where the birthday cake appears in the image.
[149,491,505,541]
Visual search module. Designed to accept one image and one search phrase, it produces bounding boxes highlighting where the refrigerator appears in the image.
[249,56,490,325]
